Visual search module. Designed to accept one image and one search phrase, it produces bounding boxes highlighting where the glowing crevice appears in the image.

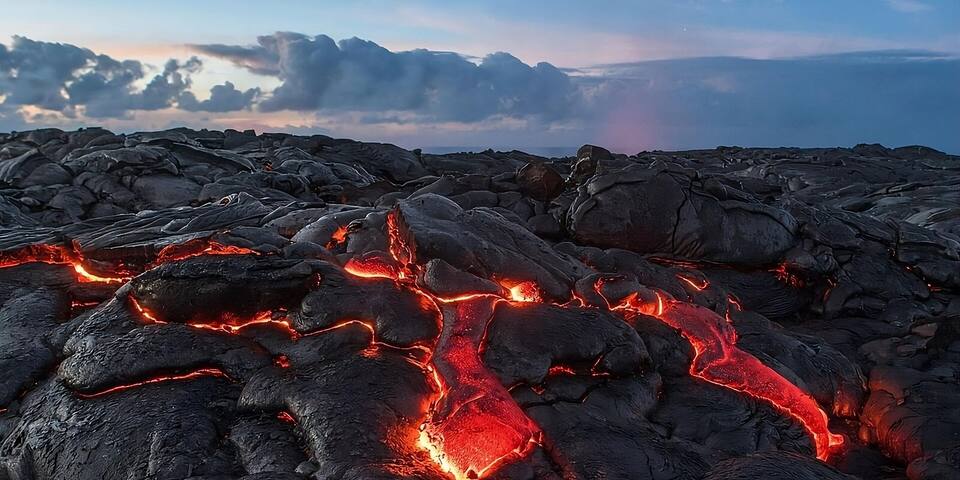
[74,367,230,399]
[0,244,131,284]
[603,287,844,460]
[341,210,546,480]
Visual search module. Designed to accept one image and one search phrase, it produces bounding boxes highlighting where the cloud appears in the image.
[0,36,255,119]
[885,0,933,13]
[179,81,260,112]
[584,52,960,153]
[192,33,581,122]
[2,33,958,154]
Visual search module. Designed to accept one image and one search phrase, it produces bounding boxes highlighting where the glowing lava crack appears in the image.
[419,297,543,480]
[339,210,845,478]
[0,218,844,479]
[606,288,844,460]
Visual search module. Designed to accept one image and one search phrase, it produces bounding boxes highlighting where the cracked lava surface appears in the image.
[1,129,958,480]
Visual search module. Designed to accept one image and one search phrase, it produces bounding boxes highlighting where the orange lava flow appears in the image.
[419,298,542,480]
[610,291,844,460]
[129,295,164,324]
[186,311,300,339]
[676,273,709,291]
[0,244,131,283]
[300,318,433,358]
[151,240,258,266]
[344,255,400,279]
[500,280,543,303]
[74,367,229,399]
[341,211,544,479]
[1,239,259,285]
[326,225,350,250]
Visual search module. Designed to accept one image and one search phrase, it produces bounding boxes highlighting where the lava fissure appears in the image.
[73,367,231,399]
[602,286,844,460]
[419,298,543,480]
[339,210,547,480]
[0,244,131,284]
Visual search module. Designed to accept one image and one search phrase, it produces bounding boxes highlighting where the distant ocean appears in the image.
[421,146,578,158]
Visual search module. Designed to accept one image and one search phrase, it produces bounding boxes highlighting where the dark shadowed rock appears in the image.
[703,451,854,479]
[516,162,564,201]
[567,164,798,265]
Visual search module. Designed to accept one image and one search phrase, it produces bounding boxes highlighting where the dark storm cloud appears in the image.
[191,32,581,122]
[0,36,255,119]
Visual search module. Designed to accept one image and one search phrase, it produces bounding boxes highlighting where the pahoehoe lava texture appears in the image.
[0,128,958,480]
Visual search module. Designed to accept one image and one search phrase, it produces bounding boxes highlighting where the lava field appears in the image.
[0,127,958,480]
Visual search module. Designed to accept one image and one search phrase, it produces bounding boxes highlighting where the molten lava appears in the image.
[606,288,843,460]
[75,368,229,399]
[344,255,400,279]
[1,239,259,286]
[337,212,545,479]
[0,244,131,284]
[129,295,164,324]
[419,298,543,480]
[18,208,847,475]
[152,240,258,266]
[676,273,709,291]
[186,311,299,339]
[501,280,543,303]
[326,225,351,250]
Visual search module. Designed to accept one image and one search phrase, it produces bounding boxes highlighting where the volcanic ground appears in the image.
[0,127,958,480]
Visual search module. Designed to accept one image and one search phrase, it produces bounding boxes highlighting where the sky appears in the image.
[0,0,958,153]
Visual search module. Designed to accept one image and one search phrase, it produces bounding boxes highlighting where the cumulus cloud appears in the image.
[179,81,260,112]
[2,33,958,153]
[0,36,256,119]
[192,32,581,122]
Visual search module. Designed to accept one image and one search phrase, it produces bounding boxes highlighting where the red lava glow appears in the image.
[2,240,260,286]
[129,295,164,324]
[326,225,350,250]
[727,295,744,311]
[547,365,577,376]
[344,255,400,279]
[73,263,127,283]
[37,206,845,474]
[300,318,433,358]
[606,288,844,460]
[0,244,131,284]
[419,298,542,480]
[74,368,229,399]
[71,300,101,309]
[772,263,804,288]
[277,411,296,424]
[186,311,300,339]
[676,273,709,291]
[337,210,545,479]
[152,240,258,265]
[500,280,543,303]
